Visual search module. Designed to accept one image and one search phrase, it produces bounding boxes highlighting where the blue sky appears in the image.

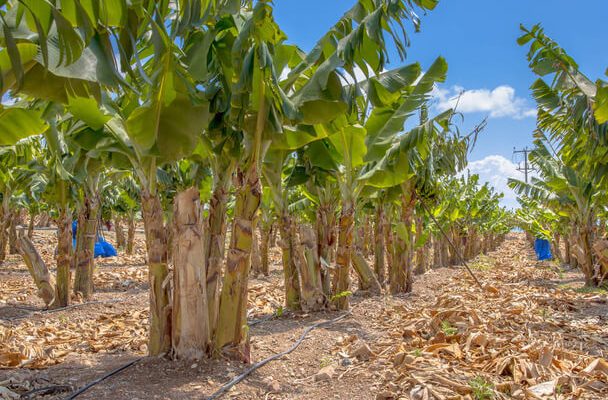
[274,0,608,207]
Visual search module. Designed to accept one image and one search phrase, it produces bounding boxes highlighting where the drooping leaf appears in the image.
[67,96,111,130]
[0,108,48,145]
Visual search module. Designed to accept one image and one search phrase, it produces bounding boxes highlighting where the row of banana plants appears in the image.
[0,0,510,362]
[510,25,608,287]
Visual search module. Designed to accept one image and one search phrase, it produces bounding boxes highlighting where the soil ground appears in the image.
[1,231,607,399]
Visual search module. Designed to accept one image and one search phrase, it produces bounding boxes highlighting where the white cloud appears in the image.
[434,85,536,119]
[463,155,529,209]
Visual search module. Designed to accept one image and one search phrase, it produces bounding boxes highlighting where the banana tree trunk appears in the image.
[385,221,394,275]
[570,235,580,269]
[441,237,449,267]
[592,240,608,286]
[333,201,353,310]
[564,237,571,265]
[53,207,72,308]
[73,194,99,299]
[552,234,564,264]
[251,226,262,277]
[363,215,372,257]
[270,222,278,247]
[432,236,440,268]
[352,252,382,293]
[166,212,174,264]
[141,191,172,356]
[279,212,302,310]
[260,224,271,276]
[373,203,386,284]
[27,212,36,239]
[390,196,414,294]
[214,166,261,362]
[466,230,474,260]
[115,216,126,249]
[8,213,18,254]
[205,173,231,336]
[425,240,432,270]
[126,213,135,255]
[481,234,488,254]
[354,225,365,289]
[414,216,425,275]
[526,231,535,248]
[38,212,49,227]
[172,188,210,360]
[17,230,56,306]
[579,224,598,286]
[316,203,335,297]
[298,226,326,311]
[448,229,459,265]
[0,195,10,263]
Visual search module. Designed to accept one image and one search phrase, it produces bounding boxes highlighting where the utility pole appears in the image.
[513,147,534,183]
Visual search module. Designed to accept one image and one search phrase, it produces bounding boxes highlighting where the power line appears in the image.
[513,147,535,183]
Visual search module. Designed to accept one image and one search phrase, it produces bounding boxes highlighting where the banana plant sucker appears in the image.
[316,184,337,297]
[214,71,269,361]
[72,175,101,300]
[390,181,416,294]
[41,113,76,308]
[205,155,236,337]
[333,126,360,310]
[213,0,346,356]
[373,197,387,285]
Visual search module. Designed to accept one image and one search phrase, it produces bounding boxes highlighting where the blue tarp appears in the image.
[72,221,117,258]
[534,238,552,261]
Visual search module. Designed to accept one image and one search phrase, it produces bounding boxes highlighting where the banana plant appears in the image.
[0,137,41,261]
[517,24,608,287]
[102,173,141,255]
[213,0,439,354]
[509,134,602,285]
[14,170,48,239]
[360,90,471,294]
[0,0,442,361]
[288,57,454,306]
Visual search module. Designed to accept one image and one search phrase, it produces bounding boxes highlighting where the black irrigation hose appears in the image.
[206,311,352,400]
[63,358,142,400]
[49,311,282,399]
[420,199,484,289]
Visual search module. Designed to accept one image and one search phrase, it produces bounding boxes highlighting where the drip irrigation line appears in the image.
[63,358,142,400]
[22,312,282,399]
[206,311,352,400]
[51,312,348,400]
[420,200,484,289]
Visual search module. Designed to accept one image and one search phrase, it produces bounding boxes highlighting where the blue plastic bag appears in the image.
[99,240,117,257]
[72,221,118,258]
[534,238,552,261]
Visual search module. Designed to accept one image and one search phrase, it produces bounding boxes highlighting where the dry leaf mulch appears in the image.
[0,232,607,399]
[331,235,608,399]
[0,230,285,373]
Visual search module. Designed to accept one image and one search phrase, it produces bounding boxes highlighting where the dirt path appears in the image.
[1,233,607,399]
